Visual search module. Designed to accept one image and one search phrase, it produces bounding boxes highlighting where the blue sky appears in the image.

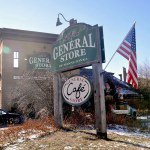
[0,0,150,77]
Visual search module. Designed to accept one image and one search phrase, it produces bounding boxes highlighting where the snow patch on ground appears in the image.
[137,116,150,120]
[4,144,21,150]
[16,138,24,143]
[108,124,150,138]
[77,124,150,138]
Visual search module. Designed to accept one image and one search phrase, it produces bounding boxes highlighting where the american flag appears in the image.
[117,24,138,89]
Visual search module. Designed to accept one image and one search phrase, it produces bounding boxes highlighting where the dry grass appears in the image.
[0,111,149,149]
[0,116,57,148]
[106,113,126,125]
[3,129,150,150]
[64,110,127,127]
[64,111,95,125]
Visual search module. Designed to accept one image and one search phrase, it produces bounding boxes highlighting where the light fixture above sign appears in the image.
[56,13,77,26]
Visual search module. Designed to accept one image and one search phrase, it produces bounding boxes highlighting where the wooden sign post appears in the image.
[93,63,107,139]
[53,73,63,128]
[52,23,107,138]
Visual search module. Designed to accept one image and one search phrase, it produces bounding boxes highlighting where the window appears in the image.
[13,52,19,68]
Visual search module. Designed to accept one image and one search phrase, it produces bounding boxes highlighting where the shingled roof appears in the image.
[79,68,138,96]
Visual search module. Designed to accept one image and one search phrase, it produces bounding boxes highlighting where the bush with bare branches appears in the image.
[138,60,150,110]
[10,70,54,119]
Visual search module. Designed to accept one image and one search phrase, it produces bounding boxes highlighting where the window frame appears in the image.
[13,51,19,68]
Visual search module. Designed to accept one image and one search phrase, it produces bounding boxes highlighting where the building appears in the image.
[0,28,140,112]
[0,28,58,110]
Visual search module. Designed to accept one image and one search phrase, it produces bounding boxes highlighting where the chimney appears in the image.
[123,67,127,82]
[118,74,122,81]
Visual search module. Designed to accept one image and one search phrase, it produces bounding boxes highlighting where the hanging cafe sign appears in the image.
[62,76,92,106]
[51,23,105,72]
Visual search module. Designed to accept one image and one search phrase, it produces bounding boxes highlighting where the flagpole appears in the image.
[104,51,117,70]
[104,22,136,71]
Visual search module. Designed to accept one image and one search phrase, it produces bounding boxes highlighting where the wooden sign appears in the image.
[62,76,92,106]
[53,22,107,139]
[51,23,101,72]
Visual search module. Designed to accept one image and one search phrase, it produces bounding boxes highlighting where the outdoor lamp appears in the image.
[56,13,77,26]
[56,17,63,26]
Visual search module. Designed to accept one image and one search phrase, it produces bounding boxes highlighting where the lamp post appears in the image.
[54,13,77,129]
[56,13,77,26]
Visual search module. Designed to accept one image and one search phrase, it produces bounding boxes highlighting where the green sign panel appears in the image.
[27,52,51,70]
[99,26,106,63]
[51,23,105,72]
